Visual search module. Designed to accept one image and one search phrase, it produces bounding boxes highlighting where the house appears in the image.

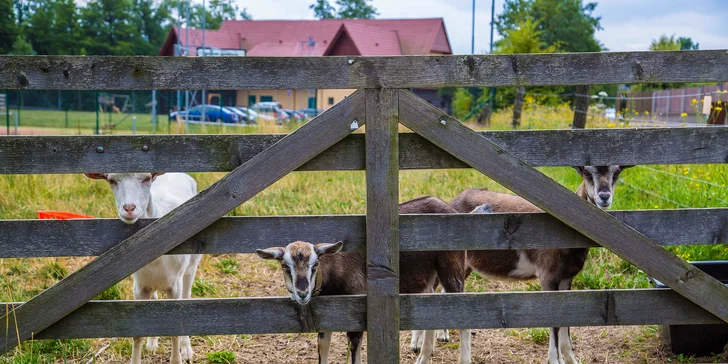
[159,18,452,111]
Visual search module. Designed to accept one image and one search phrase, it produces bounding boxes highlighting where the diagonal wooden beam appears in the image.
[0,90,366,354]
[397,89,728,323]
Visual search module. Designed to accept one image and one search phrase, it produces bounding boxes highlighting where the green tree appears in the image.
[649,34,680,51]
[495,0,602,52]
[336,0,378,19]
[24,0,55,55]
[9,35,36,55]
[310,0,336,19]
[677,36,699,50]
[0,0,16,53]
[54,0,82,54]
[495,18,557,54]
[81,0,142,55]
[131,0,173,55]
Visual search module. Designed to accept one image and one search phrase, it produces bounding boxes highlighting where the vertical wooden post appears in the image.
[365,88,400,364]
[512,86,525,129]
[572,85,590,129]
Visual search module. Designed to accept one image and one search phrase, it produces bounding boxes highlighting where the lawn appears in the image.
[0,102,726,363]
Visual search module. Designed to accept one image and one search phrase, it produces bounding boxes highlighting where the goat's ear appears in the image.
[83,173,108,180]
[315,241,343,257]
[255,247,285,260]
[572,166,585,175]
[151,172,165,181]
[618,165,635,171]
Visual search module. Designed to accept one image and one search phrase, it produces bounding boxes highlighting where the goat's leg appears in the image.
[317,331,332,364]
[346,332,363,364]
[179,255,201,362]
[434,287,451,343]
[167,280,184,364]
[410,330,424,353]
[540,276,571,364]
[414,330,435,364]
[438,253,471,364]
[131,285,154,364]
[557,279,578,364]
[145,291,159,353]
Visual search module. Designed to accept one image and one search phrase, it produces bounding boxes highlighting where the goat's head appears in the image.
[256,240,343,305]
[572,166,633,209]
[84,172,165,224]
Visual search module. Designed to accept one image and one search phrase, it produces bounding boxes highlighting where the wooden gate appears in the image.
[1,51,728,362]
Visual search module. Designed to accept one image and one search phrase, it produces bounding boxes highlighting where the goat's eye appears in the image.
[312,262,319,269]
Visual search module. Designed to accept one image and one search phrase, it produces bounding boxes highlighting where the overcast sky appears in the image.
[236,0,728,54]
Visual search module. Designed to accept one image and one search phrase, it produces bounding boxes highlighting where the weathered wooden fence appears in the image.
[1,51,728,363]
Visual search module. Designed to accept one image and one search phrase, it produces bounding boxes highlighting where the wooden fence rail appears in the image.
[2,51,728,90]
[11,289,722,340]
[1,209,727,257]
[2,127,727,174]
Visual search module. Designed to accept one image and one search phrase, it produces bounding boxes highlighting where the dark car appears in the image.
[170,105,240,123]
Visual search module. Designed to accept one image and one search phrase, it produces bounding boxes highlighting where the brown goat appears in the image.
[448,165,632,364]
[257,196,471,364]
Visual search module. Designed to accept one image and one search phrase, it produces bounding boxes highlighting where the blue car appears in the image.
[170,104,240,123]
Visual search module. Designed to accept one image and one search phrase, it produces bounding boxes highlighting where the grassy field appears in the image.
[1,102,727,363]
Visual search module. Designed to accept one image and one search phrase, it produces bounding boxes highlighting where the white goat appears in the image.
[84,172,202,364]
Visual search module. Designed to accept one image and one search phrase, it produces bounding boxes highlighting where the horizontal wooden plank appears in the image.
[2,51,728,90]
[2,128,727,174]
[1,208,725,257]
[17,289,719,339]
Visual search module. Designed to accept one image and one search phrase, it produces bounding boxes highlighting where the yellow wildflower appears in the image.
[644,110,649,115]
[692,98,697,104]
[716,107,723,111]
[681,112,688,117]
[707,176,711,180]
[693,175,698,179]
[654,205,659,209]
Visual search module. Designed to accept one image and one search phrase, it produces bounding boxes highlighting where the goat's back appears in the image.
[319,196,465,296]
[450,188,540,213]
[150,173,198,215]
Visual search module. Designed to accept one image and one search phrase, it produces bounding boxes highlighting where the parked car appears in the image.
[224,106,254,124]
[233,107,259,123]
[282,109,306,122]
[298,108,323,118]
[170,104,239,123]
[252,101,289,124]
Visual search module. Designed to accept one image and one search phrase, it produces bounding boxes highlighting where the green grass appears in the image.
[206,350,236,364]
[8,109,305,135]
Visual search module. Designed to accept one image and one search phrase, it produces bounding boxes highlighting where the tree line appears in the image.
[0,0,251,56]
[0,0,378,56]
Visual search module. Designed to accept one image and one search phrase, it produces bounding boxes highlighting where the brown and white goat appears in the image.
[449,165,632,364]
[256,196,471,364]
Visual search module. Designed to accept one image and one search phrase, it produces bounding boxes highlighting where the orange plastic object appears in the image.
[37,211,93,220]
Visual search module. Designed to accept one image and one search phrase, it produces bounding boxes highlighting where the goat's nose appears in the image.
[598,193,610,201]
[297,291,308,300]
[123,204,137,213]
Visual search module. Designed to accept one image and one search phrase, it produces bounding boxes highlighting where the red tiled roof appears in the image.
[160,18,451,56]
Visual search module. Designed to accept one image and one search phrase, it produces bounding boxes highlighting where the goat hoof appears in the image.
[410,346,421,354]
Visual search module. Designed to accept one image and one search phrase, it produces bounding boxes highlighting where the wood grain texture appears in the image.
[398,89,728,323]
[365,89,400,364]
[2,51,728,90]
[8,289,720,339]
[2,208,727,257]
[0,91,366,354]
[3,127,727,174]
[572,85,590,129]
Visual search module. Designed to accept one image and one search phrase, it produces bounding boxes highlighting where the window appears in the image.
[260,96,274,102]
[328,97,334,105]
